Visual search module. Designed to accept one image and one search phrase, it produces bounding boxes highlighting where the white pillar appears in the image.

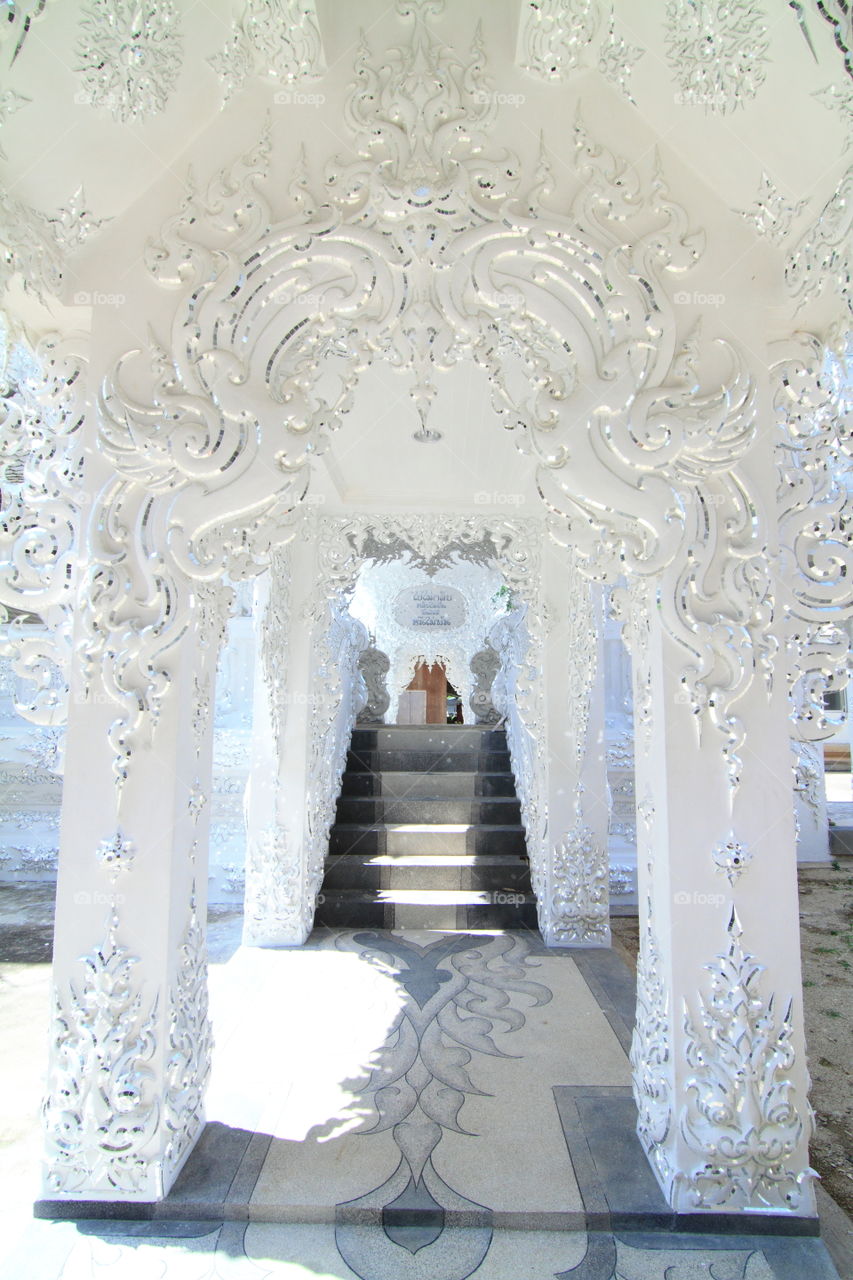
[41,583,220,1202]
[622,577,816,1218]
[243,542,316,946]
[540,542,610,946]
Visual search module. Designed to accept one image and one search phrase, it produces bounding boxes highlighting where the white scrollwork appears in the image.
[665,0,769,114]
[517,0,601,79]
[164,887,212,1178]
[793,739,825,824]
[97,0,777,798]
[0,323,87,726]
[677,909,816,1212]
[631,891,674,1197]
[773,333,853,738]
[76,0,183,123]
[209,0,325,101]
[42,911,160,1195]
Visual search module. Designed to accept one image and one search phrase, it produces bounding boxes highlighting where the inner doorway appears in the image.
[402,660,462,723]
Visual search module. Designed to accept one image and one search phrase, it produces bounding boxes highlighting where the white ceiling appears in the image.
[2,0,847,231]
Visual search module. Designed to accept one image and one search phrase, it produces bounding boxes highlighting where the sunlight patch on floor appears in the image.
[206,948,406,1142]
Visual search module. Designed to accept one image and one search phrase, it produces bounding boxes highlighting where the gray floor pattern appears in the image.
[19,927,843,1280]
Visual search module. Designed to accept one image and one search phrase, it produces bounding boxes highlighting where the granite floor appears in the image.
[0,905,846,1279]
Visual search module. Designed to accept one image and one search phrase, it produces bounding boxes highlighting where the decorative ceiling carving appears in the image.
[735,173,810,246]
[664,0,769,115]
[76,0,184,123]
[208,0,325,102]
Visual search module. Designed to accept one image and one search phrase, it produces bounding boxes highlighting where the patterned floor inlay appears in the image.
[331,931,549,1278]
[21,932,842,1280]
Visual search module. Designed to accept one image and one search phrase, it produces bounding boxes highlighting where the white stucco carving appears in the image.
[43,911,161,1196]
[209,0,325,101]
[76,0,183,122]
[677,911,816,1212]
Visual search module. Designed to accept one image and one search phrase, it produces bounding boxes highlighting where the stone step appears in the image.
[322,851,533,892]
[351,725,506,753]
[345,749,511,774]
[340,770,516,798]
[334,796,522,825]
[328,823,527,858]
[314,887,539,931]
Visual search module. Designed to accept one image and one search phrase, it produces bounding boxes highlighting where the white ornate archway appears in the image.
[6,0,847,1224]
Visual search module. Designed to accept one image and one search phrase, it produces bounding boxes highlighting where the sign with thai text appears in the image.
[393,585,467,630]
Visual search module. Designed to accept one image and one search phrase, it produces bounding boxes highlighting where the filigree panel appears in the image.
[43,911,160,1195]
[0,324,87,728]
[665,0,769,114]
[548,821,609,944]
[773,334,853,738]
[76,0,183,122]
[676,910,815,1211]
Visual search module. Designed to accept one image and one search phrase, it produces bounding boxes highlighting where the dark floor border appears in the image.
[553,1084,820,1239]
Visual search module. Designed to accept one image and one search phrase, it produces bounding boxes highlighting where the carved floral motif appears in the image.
[76,0,183,123]
[677,910,815,1211]
[665,0,769,114]
[549,820,609,944]
[711,835,753,885]
[42,912,160,1195]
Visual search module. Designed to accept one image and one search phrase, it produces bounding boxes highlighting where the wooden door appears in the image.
[406,661,447,724]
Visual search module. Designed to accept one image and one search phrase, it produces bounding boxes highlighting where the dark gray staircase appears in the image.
[315,724,538,930]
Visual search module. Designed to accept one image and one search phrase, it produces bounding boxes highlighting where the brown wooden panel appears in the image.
[407,661,448,724]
